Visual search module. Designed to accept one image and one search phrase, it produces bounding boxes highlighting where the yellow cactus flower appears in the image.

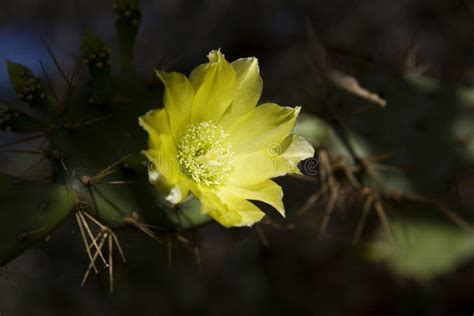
[139,50,314,227]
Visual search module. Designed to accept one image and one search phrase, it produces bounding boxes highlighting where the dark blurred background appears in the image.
[1,0,474,315]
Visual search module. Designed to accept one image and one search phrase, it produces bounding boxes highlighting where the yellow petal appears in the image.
[227,103,300,154]
[229,134,314,186]
[225,179,285,216]
[138,107,170,141]
[156,71,194,139]
[229,149,296,186]
[143,134,189,203]
[143,135,178,183]
[199,192,242,227]
[198,190,265,227]
[280,134,315,166]
[189,50,237,123]
[229,199,266,227]
[219,57,262,127]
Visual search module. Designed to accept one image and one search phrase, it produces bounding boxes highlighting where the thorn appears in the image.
[370,163,404,172]
[95,180,136,185]
[80,175,94,187]
[122,212,157,239]
[366,152,396,163]
[396,191,471,230]
[81,232,108,287]
[328,70,387,108]
[353,195,374,244]
[59,159,71,176]
[16,227,45,240]
[61,57,81,111]
[341,165,361,189]
[111,232,126,263]
[288,174,320,183]
[36,136,49,151]
[108,233,114,293]
[351,104,372,115]
[193,246,201,267]
[91,154,133,182]
[75,212,98,273]
[39,61,60,104]
[176,234,189,245]
[318,149,335,186]
[81,210,106,229]
[78,211,108,266]
[0,135,43,149]
[41,38,70,85]
[296,187,325,216]
[70,115,112,128]
[318,182,340,239]
[16,156,47,178]
[167,236,173,269]
[0,265,9,279]
[0,149,44,155]
[373,199,394,240]
[255,224,269,247]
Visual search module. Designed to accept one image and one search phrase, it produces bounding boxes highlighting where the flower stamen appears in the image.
[177,121,234,186]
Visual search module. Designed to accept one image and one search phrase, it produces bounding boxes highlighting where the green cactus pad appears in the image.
[0,173,75,266]
[0,104,48,133]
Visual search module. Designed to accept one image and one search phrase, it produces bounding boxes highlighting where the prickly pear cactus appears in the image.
[2,0,472,289]
[0,174,75,266]
[0,0,210,270]
[295,27,474,280]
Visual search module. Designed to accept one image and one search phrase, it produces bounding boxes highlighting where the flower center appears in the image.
[177,121,234,186]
